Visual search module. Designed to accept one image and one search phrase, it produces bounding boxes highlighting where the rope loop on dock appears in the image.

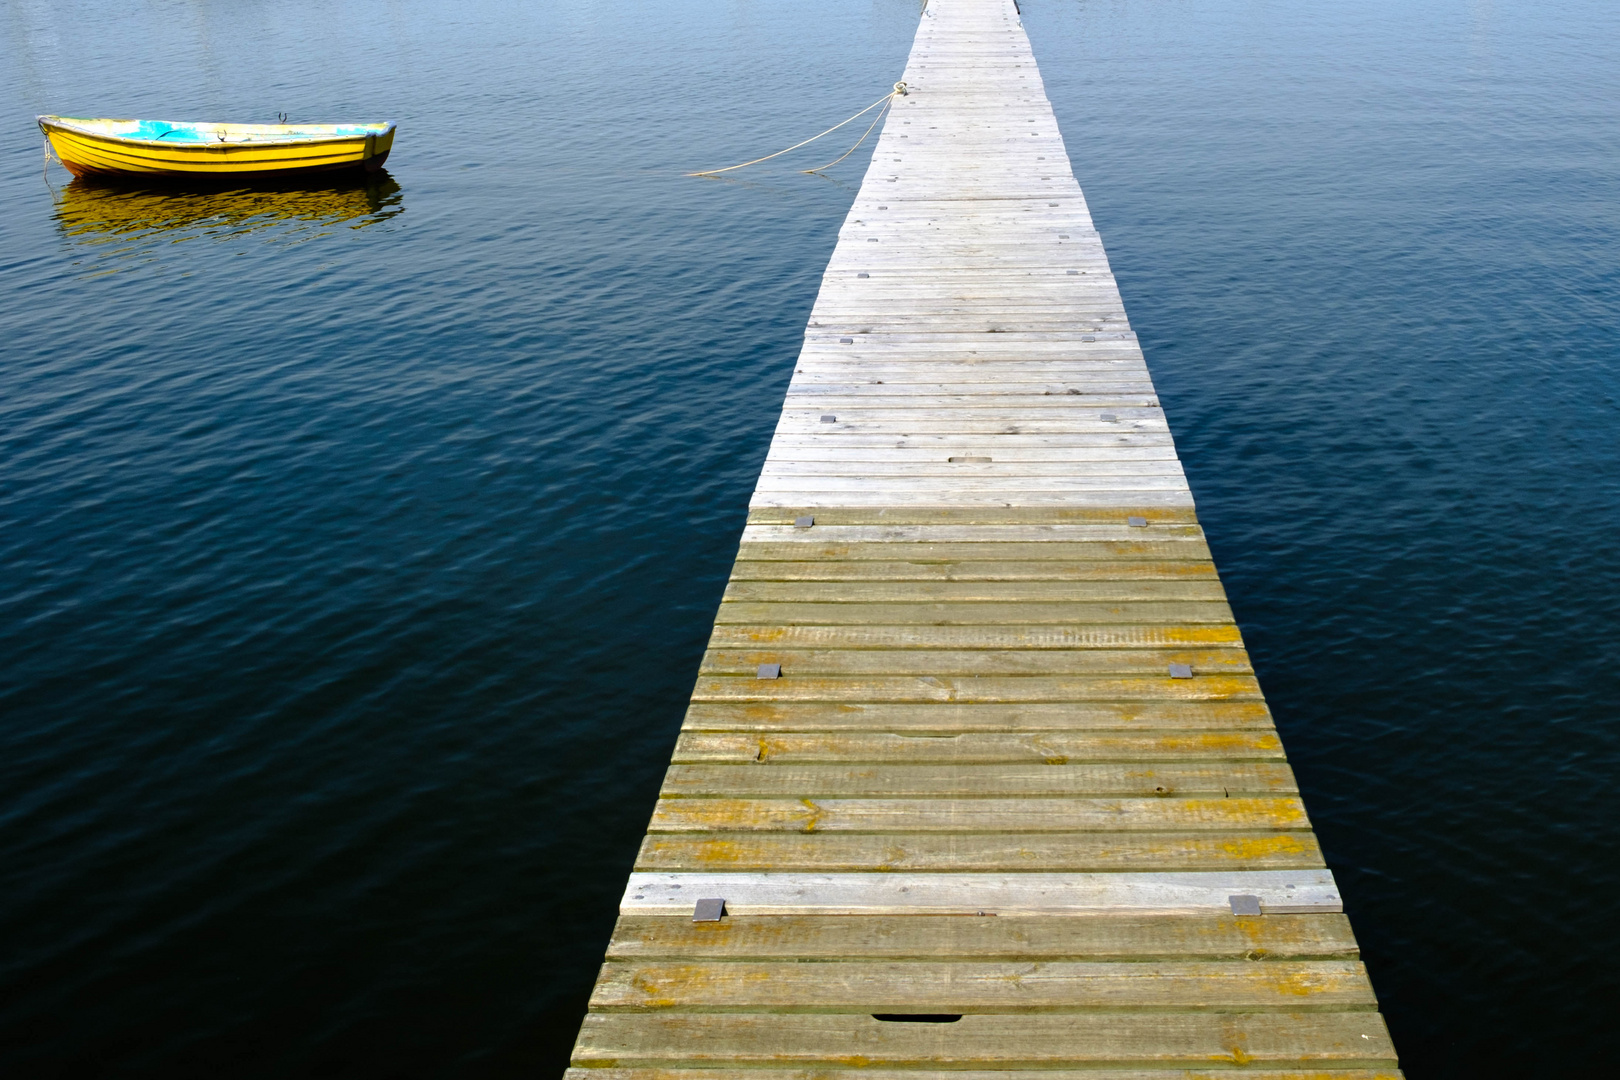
[686,84,907,178]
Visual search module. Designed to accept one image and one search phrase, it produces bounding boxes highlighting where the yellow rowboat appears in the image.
[37,116,396,179]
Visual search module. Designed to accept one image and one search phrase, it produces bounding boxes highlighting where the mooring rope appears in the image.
[41,133,60,191]
[687,82,908,178]
[802,92,895,174]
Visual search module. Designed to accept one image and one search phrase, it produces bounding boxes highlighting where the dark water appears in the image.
[0,0,1614,1075]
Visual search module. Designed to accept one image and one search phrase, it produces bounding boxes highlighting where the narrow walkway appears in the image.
[568,0,1400,1074]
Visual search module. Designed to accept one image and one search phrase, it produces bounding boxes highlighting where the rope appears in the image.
[41,133,59,191]
[688,82,908,178]
[801,93,893,174]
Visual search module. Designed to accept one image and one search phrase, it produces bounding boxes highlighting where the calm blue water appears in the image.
[1,0,1615,1075]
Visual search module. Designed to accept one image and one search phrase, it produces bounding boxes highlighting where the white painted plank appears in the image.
[620,871,1343,916]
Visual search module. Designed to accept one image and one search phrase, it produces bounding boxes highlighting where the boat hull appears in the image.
[40,119,395,179]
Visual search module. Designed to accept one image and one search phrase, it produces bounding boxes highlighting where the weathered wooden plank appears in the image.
[795,344,1142,357]
[779,394,1165,410]
[757,438,1180,452]
[750,492,1198,510]
[798,326,1135,336]
[770,417,1167,433]
[679,700,1276,734]
[706,623,1244,650]
[672,731,1285,764]
[738,525,1204,544]
[804,297,1129,308]
[714,602,1237,626]
[658,763,1297,797]
[740,507,1199,524]
[764,420,1172,433]
[754,467,1181,483]
[689,674,1263,704]
[750,494,1200,510]
[778,399,1156,413]
[727,560,1220,582]
[591,958,1376,1012]
[781,376,1162,389]
[760,464,1189,480]
[647,796,1309,833]
[572,1012,1397,1068]
[791,358,1152,372]
[800,306,1134,314]
[603,913,1362,960]
[632,831,1326,873]
[758,471,1191,488]
[774,407,1166,420]
[698,648,1252,676]
[732,541,1214,562]
[567,1069,1405,1080]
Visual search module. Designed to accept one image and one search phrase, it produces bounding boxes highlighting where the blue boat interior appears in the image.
[124,120,383,142]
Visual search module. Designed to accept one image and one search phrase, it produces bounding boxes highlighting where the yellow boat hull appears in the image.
[38,116,396,179]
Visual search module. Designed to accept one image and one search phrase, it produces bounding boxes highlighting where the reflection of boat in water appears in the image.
[38,116,396,179]
[53,173,403,245]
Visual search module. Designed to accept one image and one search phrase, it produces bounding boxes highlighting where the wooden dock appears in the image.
[568,0,1400,1075]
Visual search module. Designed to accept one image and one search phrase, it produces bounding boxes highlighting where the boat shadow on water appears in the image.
[51,172,404,263]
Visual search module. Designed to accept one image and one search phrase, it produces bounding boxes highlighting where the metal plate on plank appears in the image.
[692,897,727,922]
[1230,894,1263,916]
